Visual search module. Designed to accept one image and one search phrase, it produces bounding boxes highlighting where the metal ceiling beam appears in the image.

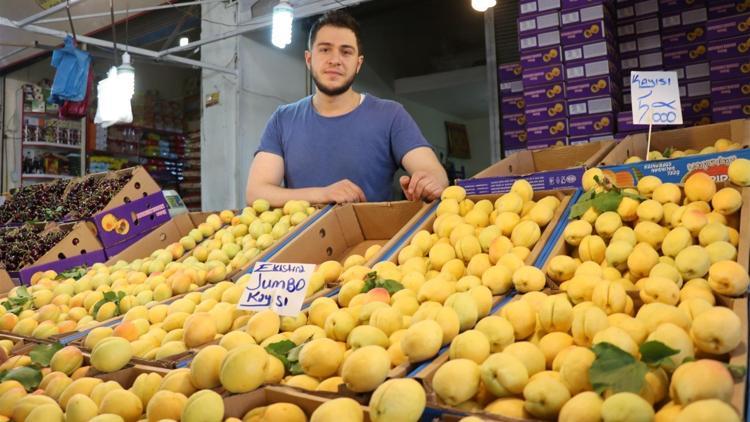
[35,0,223,24]
[17,0,90,27]
[0,16,237,75]
[157,0,369,57]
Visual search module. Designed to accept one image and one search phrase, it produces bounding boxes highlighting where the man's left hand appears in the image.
[400,171,445,201]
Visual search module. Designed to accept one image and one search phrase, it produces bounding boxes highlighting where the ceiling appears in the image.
[0,1,184,71]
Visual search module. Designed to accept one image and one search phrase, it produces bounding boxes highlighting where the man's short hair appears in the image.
[308,9,363,54]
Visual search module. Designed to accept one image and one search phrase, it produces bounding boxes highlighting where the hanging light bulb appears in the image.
[471,0,497,12]
[118,51,135,100]
[179,37,189,47]
[272,0,294,49]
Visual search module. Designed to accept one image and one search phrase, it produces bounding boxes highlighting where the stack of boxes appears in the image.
[707,2,750,122]
[562,0,621,144]
[518,0,568,149]
[499,62,527,156]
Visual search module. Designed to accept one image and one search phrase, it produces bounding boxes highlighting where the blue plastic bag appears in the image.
[49,36,91,104]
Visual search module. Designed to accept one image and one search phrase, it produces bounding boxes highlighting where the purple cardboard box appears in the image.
[525,101,568,123]
[662,7,708,31]
[458,166,584,195]
[680,79,712,99]
[665,62,711,81]
[518,11,561,35]
[502,128,529,146]
[18,250,107,285]
[499,79,525,95]
[566,75,621,100]
[662,42,709,66]
[683,114,713,126]
[710,78,750,103]
[568,113,616,137]
[617,15,661,38]
[498,63,523,82]
[562,0,614,9]
[569,133,616,144]
[709,1,750,20]
[520,29,562,52]
[528,138,568,150]
[502,113,527,132]
[709,57,750,81]
[564,40,617,63]
[659,0,706,13]
[501,95,526,115]
[616,111,643,133]
[617,0,659,20]
[523,63,565,87]
[93,191,171,248]
[521,46,563,69]
[713,100,750,121]
[524,82,566,105]
[708,34,750,61]
[527,118,568,142]
[561,4,612,28]
[621,50,664,71]
[565,58,619,80]
[681,96,712,118]
[520,0,561,15]
[561,20,614,45]
[662,24,707,45]
[618,33,661,55]
[568,96,621,116]
[707,12,750,40]
[623,90,632,107]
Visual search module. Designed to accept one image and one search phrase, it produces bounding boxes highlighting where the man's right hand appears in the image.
[321,179,367,203]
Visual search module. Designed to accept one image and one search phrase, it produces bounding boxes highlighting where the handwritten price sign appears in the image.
[630,71,683,126]
[237,262,315,316]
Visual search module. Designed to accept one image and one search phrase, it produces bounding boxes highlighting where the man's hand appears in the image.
[400,171,445,201]
[321,179,367,204]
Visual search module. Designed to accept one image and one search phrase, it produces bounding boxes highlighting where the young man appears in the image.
[245,10,448,207]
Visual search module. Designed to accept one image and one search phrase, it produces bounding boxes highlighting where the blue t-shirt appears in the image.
[256,94,431,202]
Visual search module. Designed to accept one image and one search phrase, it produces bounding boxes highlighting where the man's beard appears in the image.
[311,69,357,97]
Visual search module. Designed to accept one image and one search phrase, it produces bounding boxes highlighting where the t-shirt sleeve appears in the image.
[255,109,284,157]
[389,104,433,165]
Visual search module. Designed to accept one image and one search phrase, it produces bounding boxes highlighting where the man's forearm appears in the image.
[246,183,327,208]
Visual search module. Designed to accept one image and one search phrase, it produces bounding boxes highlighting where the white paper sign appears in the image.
[630,70,683,125]
[237,262,315,316]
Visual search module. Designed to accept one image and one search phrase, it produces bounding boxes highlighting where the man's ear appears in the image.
[304,50,312,70]
[356,55,364,74]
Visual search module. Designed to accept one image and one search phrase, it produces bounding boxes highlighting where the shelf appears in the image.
[22,173,76,180]
[23,111,81,122]
[88,150,142,162]
[23,142,82,151]
[112,124,184,136]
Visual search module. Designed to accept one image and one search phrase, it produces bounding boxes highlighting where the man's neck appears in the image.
[312,89,361,117]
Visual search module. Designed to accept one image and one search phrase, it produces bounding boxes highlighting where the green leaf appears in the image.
[15,286,31,299]
[727,364,747,381]
[380,280,405,295]
[289,361,304,375]
[589,342,648,395]
[591,191,624,213]
[91,299,107,318]
[29,343,63,367]
[640,341,679,366]
[265,339,295,371]
[569,198,595,220]
[287,342,305,362]
[662,146,673,158]
[1,366,42,392]
[103,291,117,301]
[57,265,89,281]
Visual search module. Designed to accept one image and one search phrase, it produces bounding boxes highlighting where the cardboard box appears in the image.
[680,79,712,99]
[616,111,644,134]
[563,40,618,64]
[502,113,527,132]
[683,114,713,127]
[528,137,569,150]
[662,42,709,66]
[523,63,565,87]
[501,128,529,151]
[521,45,563,69]
[519,29,562,52]
[561,0,613,8]
[499,79,524,95]
[711,78,750,103]
[662,6,708,30]
[569,133,616,144]
[519,0,561,15]
[524,82,566,105]
[92,191,170,249]
[709,56,750,81]
[565,57,619,80]
[709,1,750,20]
[497,62,523,82]
[681,96,712,118]
[518,10,560,34]
[665,61,711,81]
[527,118,569,142]
[708,34,750,61]
[713,100,750,121]
[621,49,664,71]
[707,12,750,40]
[598,119,750,166]
[525,100,567,124]
[662,23,707,45]
[659,0,706,13]
[569,113,616,136]
[458,141,615,194]
[617,0,659,20]
[568,96,620,117]
[561,4,613,28]
[223,386,372,420]
[566,75,620,100]
[561,20,615,45]
[617,14,661,38]
[619,33,662,55]
[500,95,526,115]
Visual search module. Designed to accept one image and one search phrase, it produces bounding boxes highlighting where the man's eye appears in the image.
[320,47,329,53]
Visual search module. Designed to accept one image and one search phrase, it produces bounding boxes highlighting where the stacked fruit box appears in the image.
[499,62,528,156]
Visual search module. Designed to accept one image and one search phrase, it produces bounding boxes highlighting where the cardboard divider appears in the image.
[599,119,750,167]
[223,386,373,420]
[458,141,616,194]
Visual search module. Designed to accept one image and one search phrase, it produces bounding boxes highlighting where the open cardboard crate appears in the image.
[223,386,374,420]
[458,141,616,194]
[599,119,750,167]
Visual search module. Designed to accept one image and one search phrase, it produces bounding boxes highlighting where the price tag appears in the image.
[237,262,315,317]
[630,70,683,126]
